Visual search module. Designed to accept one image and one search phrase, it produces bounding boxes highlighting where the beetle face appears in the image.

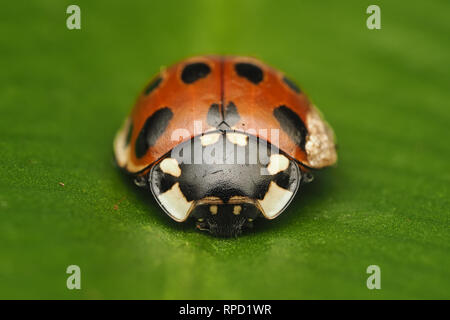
[193,204,257,237]
[149,131,303,237]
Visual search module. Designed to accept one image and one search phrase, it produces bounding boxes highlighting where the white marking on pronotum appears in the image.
[158,182,193,222]
[226,132,248,146]
[305,105,337,168]
[266,154,289,175]
[210,205,218,215]
[200,133,221,146]
[257,181,293,219]
[233,205,242,215]
[113,117,131,168]
[159,158,181,177]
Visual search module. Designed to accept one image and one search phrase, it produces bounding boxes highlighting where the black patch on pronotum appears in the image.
[273,105,308,150]
[224,101,240,127]
[235,63,263,84]
[274,162,299,191]
[151,166,177,194]
[207,103,222,127]
[283,76,301,93]
[135,107,173,158]
[144,76,162,95]
[181,62,211,84]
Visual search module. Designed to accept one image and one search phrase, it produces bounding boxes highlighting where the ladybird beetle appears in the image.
[114,56,337,237]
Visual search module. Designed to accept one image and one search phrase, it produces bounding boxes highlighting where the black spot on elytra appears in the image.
[135,107,173,158]
[125,122,133,146]
[273,105,308,150]
[207,102,241,130]
[283,76,301,93]
[235,63,263,84]
[224,102,240,127]
[144,76,162,95]
[181,63,211,84]
[207,104,222,127]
